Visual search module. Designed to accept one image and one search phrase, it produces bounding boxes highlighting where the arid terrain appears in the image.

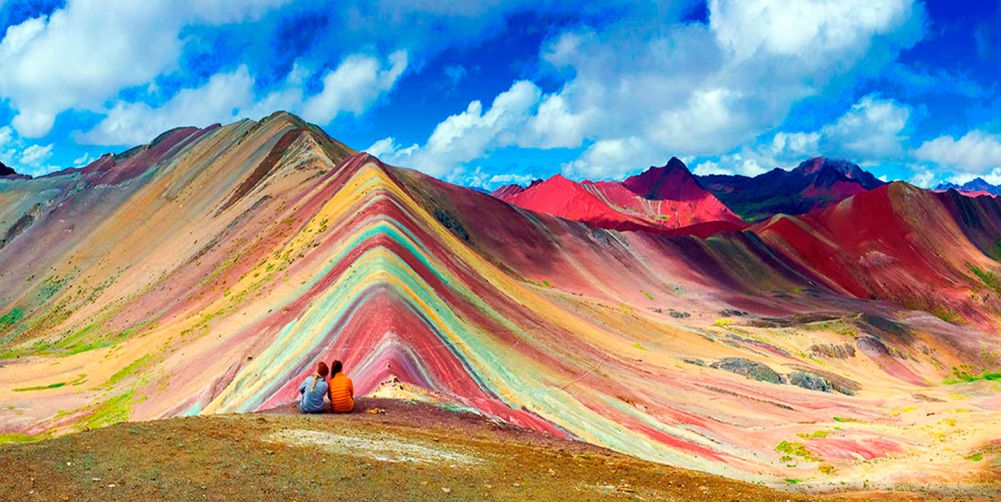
[3,397,986,501]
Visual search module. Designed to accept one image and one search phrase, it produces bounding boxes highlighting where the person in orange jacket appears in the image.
[328,359,354,413]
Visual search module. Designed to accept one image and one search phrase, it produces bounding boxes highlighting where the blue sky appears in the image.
[0,0,998,188]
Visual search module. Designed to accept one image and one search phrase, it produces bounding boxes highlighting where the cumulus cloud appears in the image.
[710,0,920,65]
[456,166,537,189]
[695,94,911,176]
[301,51,408,123]
[0,126,12,149]
[19,143,53,167]
[950,169,1001,187]
[909,168,937,188]
[367,80,542,176]
[819,94,910,158]
[914,130,1001,173]
[78,66,256,146]
[389,0,925,180]
[0,0,289,137]
[79,50,407,146]
[563,137,662,179]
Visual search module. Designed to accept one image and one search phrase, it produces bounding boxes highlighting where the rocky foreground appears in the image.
[0,398,977,501]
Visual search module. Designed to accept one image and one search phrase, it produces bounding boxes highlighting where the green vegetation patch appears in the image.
[966,453,983,462]
[946,368,1001,384]
[37,275,70,302]
[0,307,24,327]
[53,324,144,356]
[776,440,822,463]
[713,318,732,328]
[106,355,154,387]
[930,306,965,325]
[797,430,830,439]
[12,381,65,392]
[968,263,1001,294]
[0,433,42,445]
[77,391,135,431]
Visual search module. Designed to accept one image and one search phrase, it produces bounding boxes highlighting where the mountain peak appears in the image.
[0,161,16,177]
[622,157,703,201]
[792,157,883,189]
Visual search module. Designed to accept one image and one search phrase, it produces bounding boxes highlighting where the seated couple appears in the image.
[298,359,354,413]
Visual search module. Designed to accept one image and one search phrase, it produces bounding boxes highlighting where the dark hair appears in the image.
[330,359,343,376]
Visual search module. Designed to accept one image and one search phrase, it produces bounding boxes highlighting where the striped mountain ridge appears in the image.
[1,112,1000,489]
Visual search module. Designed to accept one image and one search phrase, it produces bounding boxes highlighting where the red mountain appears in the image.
[753,181,1001,325]
[492,157,743,236]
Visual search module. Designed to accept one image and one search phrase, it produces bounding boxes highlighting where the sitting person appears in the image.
[328,359,354,413]
[298,361,329,413]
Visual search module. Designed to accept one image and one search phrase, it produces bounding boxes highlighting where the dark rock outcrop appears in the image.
[810,343,856,359]
[710,357,782,384]
[788,371,833,392]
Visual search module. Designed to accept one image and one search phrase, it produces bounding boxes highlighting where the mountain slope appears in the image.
[493,158,743,236]
[698,157,885,221]
[754,182,1001,329]
[0,114,1000,491]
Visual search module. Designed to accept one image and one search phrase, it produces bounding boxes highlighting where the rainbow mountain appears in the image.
[1,112,999,490]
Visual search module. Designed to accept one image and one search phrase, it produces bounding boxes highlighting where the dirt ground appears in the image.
[0,398,974,501]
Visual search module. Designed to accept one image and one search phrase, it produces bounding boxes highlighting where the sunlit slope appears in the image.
[755,182,1001,329]
[0,113,999,489]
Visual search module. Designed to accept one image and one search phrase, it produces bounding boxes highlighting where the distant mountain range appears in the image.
[492,157,744,237]
[696,157,885,221]
[935,177,1001,196]
[494,156,887,233]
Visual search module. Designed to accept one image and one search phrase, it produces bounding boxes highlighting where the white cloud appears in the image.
[696,94,911,177]
[909,169,937,188]
[390,0,924,180]
[0,126,12,149]
[546,0,921,178]
[914,130,1001,173]
[819,94,910,158]
[692,160,731,176]
[72,152,94,166]
[78,66,255,146]
[770,131,820,158]
[455,165,536,189]
[520,94,588,149]
[364,137,415,160]
[301,50,408,123]
[710,0,920,65]
[19,143,53,166]
[78,49,408,146]
[371,80,542,176]
[0,0,289,137]
[563,137,660,179]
